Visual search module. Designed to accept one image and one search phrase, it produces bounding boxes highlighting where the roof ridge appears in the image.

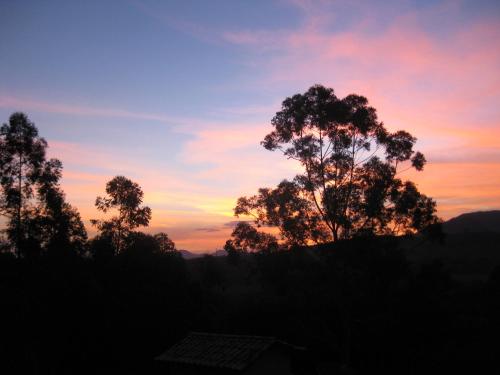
[188,331,277,340]
[155,331,285,371]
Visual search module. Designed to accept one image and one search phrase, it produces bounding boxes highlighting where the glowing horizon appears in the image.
[1,0,499,251]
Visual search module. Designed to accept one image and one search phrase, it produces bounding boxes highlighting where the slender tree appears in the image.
[0,113,47,255]
[0,112,87,256]
[234,85,439,246]
[0,113,87,256]
[91,176,151,254]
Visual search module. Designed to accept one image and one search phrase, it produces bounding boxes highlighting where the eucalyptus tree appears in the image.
[0,113,47,255]
[234,85,439,246]
[91,176,151,254]
[0,112,87,256]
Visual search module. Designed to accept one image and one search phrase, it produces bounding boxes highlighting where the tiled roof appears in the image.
[155,332,278,371]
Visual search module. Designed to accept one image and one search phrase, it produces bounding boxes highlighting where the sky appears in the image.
[1,0,499,251]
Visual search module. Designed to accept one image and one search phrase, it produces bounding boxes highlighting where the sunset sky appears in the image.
[1,0,499,251]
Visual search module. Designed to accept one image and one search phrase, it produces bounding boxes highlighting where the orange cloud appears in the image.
[405,162,500,219]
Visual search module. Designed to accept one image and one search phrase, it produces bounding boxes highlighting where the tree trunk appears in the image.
[17,155,22,257]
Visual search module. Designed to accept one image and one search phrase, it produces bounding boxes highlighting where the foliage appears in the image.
[234,181,330,247]
[89,234,115,262]
[224,222,280,254]
[0,112,47,254]
[234,85,439,246]
[127,231,177,255]
[91,176,152,254]
[32,158,87,255]
[0,113,86,256]
[154,232,177,253]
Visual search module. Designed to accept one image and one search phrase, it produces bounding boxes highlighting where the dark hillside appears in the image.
[443,210,500,234]
[405,232,500,281]
[402,211,500,281]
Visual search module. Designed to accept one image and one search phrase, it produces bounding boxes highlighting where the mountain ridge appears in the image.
[443,210,500,234]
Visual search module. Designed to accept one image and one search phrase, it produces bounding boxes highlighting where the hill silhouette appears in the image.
[178,249,227,259]
[404,210,500,281]
[178,249,203,259]
[443,210,500,234]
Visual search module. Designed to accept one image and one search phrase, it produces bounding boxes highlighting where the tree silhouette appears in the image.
[235,85,439,246]
[154,232,176,253]
[91,176,151,254]
[0,112,86,256]
[224,222,279,254]
[33,158,87,255]
[122,231,177,256]
[0,113,47,255]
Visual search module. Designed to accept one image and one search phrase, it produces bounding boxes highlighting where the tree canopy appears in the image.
[233,85,439,248]
[91,176,152,254]
[0,112,87,256]
[1,114,175,259]
[224,221,280,255]
[154,232,177,253]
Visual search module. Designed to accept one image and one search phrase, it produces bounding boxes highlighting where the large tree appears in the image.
[91,176,151,254]
[0,113,47,255]
[234,85,439,246]
[0,112,86,256]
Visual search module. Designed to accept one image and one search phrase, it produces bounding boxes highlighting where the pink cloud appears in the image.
[180,123,302,190]
[407,162,500,219]
[216,2,500,219]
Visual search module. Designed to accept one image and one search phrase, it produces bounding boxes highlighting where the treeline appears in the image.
[2,83,445,264]
[2,235,500,374]
[0,114,189,375]
[0,112,176,260]
[1,86,499,374]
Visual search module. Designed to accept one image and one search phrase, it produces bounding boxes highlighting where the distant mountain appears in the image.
[443,210,500,234]
[178,250,203,259]
[212,249,227,257]
[178,249,227,259]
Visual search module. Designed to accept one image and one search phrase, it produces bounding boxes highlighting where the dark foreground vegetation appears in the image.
[2,87,499,373]
[2,232,500,374]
